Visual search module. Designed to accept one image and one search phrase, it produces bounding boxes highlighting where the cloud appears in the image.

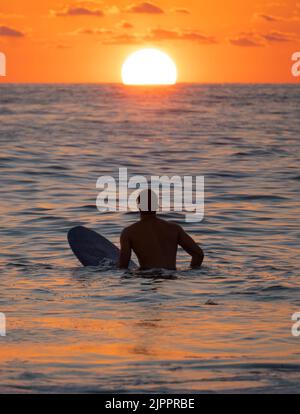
[257,13,282,22]
[0,25,24,37]
[102,33,141,45]
[172,8,190,15]
[56,43,72,49]
[254,12,300,23]
[100,27,217,45]
[53,7,104,17]
[117,21,134,29]
[148,28,217,43]
[229,33,264,47]
[180,31,216,43]
[126,2,164,14]
[76,27,113,35]
[148,28,179,40]
[229,30,297,47]
[66,18,217,45]
[262,30,295,42]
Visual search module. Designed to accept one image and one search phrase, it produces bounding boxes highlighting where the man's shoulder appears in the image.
[157,218,183,232]
[121,222,140,236]
[122,218,183,235]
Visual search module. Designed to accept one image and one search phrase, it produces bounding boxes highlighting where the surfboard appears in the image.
[68,226,136,268]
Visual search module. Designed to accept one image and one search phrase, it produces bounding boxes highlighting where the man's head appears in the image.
[137,189,159,215]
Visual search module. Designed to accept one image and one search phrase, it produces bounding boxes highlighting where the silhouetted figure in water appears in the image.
[118,189,204,270]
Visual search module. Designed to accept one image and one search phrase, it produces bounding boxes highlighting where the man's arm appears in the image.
[178,226,204,268]
[118,229,132,269]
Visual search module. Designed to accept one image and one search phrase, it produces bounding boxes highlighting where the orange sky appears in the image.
[0,0,299,83]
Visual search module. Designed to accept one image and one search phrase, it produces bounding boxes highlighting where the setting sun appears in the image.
[121,49,177,86]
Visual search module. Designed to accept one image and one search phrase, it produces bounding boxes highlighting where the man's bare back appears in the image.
[118,214,204,271]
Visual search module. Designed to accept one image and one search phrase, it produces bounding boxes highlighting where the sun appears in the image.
[122,48,177,85]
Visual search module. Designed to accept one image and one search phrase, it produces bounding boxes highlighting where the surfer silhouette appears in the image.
[118,189,204,270]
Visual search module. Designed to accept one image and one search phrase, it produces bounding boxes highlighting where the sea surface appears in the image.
[0,83,300,393]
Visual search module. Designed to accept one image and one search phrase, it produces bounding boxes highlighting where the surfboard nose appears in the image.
[67,226,137,268]
[67,226,85,240]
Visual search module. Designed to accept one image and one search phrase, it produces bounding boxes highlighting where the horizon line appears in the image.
[0,81,299,85]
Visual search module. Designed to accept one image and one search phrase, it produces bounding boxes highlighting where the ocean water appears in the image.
[0,83,300,393]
